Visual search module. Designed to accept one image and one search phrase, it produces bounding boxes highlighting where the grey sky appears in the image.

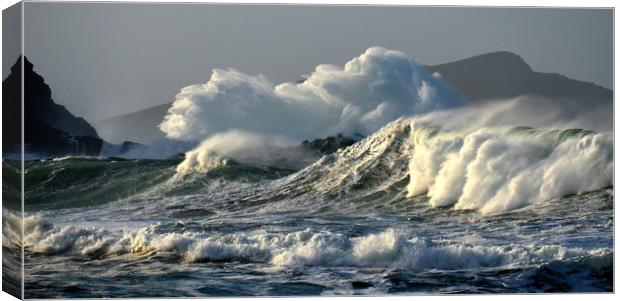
[5,2,613,121]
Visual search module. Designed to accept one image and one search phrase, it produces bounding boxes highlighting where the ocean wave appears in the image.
[407,125,612,214]
[526,252,613,292]
[259,117,612,215]
[10,212,609,271]
[15,115,613,217]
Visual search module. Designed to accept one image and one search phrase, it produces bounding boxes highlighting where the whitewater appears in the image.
[2,115,613,297]
[2,47,613,297]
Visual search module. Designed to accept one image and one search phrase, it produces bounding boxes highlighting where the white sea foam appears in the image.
[166,47,612,185]
[175,130,306,174]
[163,47,461,173]
[165,74,612,212]
[11,215,608,271]
[255,112,612,215]
[160,47,460,142]
[406,127,613,214]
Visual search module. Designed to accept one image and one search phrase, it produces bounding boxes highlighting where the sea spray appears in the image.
[406,126,613,214]
[211,115,612,215]
[160,47,462,143]
[7,211,609,271]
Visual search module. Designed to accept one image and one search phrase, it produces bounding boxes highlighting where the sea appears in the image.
[2,118,613,298]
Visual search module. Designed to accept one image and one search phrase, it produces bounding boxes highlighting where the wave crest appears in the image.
[252,116,613,215]
[407,126,612,214]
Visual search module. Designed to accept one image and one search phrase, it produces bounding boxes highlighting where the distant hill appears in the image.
[427,51,612,105]
[95,51,613,144]
[3,57,103,156]
[95,102,170,144]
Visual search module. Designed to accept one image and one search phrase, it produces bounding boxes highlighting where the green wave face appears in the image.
[17,123,612,215]
[507,126,596,148]
[2,160,21,211]
[20,157,297,212]
[23,158,179,211]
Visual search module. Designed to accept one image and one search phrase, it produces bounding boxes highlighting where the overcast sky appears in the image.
[3,3,613,121]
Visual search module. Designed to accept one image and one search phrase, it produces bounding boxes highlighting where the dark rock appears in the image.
[300,133,360,155]
[3,56,103,157]
[2,58,22,155]
[119,141,146,154]
[23,125,102,157]
[351,281,374,289]
[75,136,103,156]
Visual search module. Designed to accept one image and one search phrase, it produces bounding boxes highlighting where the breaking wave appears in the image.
[160,47,461,142]
[8,211,609,271]
[18,121,612,216]
[7,46,613,297]
[406,125,612,214]
[251,117,612,215]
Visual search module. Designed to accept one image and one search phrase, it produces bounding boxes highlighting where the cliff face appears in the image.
[3,57,103,157]
[2,59,21,155]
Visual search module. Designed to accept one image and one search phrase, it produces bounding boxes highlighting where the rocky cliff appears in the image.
[3,57,103,157]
